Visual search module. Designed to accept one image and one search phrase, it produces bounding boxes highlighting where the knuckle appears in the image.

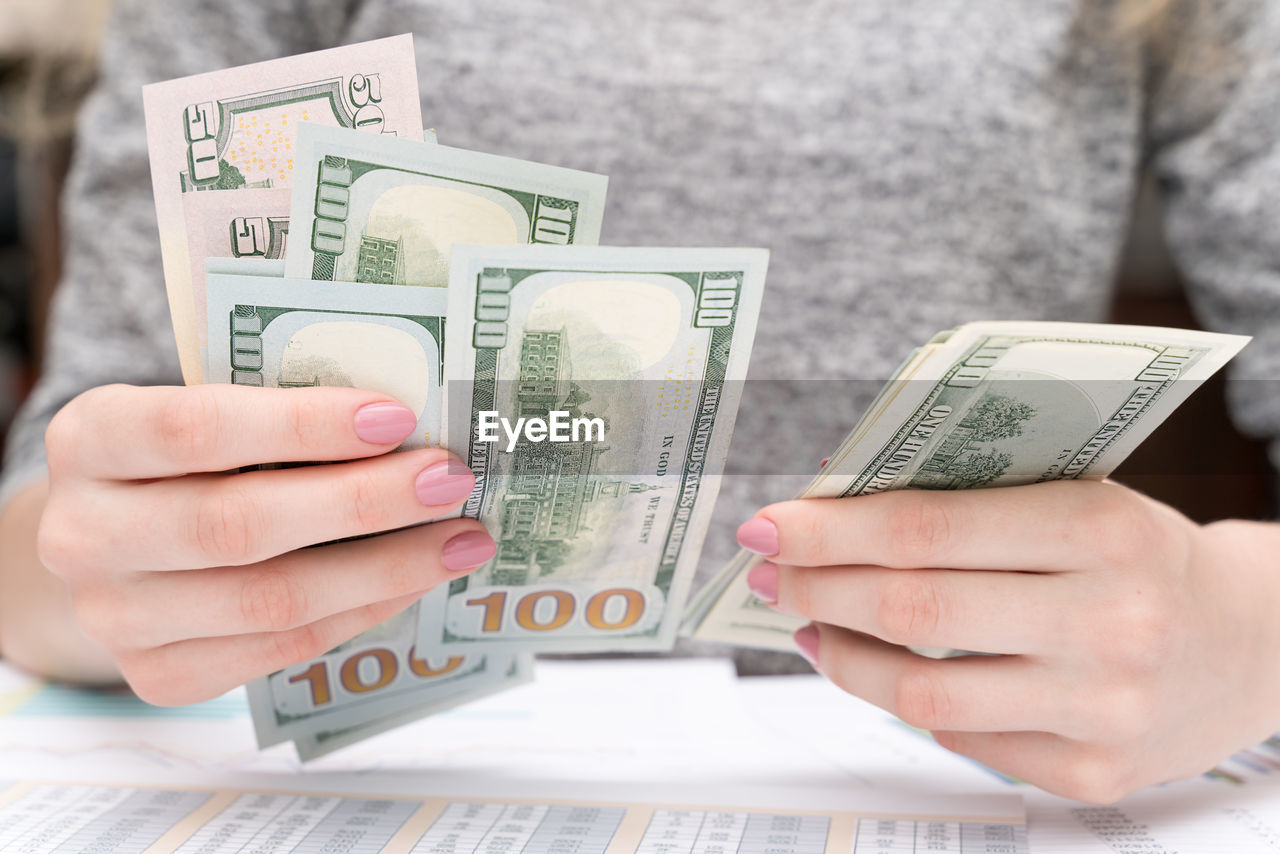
[882,493,952,566]
[775,506,829,565]
[344,469,393,533]
[268,623,331,669]
[117,667,160,705]
[241,568,309,631]
[1058,752,1135,804]
[379,542,432,598]
[286,395,327,454]
[43,399,86,474]
[779,565,814,616]
[193,486,265,565]
[1110,595,1175,672]
[116,654,190,706]
[876,574,945,645]
[46,385,125,473]
[154,388,220,469]
[893,662,954,730]
[1082,488,1149,567]
[35,505,85,578]
[70,590,126,649]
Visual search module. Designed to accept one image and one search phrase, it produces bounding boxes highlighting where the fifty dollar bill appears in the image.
[144,33,424,383]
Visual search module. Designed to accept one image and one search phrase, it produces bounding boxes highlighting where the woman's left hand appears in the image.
[736,479,1280,802]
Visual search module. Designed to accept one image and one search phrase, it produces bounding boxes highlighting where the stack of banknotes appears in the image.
[141,35,1248,757]
[681,321,1250,647]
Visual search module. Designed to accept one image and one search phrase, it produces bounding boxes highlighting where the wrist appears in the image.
[1200,518,1280,739]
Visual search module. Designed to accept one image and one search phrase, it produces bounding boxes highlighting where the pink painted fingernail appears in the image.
[794,623,820,667]
[737,517,779,556]
[746,561,779,604]
[354,402,417,444]
[415,461,476,506]
[441,530,496,572]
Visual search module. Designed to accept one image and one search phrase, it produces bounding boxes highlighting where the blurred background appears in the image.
[0,0,112,440]
[0,0,1271,522]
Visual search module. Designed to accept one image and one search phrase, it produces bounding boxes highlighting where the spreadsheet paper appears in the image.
[0,781,1028,854]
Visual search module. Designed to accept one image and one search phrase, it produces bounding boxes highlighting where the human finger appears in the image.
[81,519,493,649]
[50,384,424,480]
[932,730,1142,803]
[737,480,1147,571]
[797,622,1076,734]
[751,562,1067,655]
[116,591,427,705]
[91,448,474,571]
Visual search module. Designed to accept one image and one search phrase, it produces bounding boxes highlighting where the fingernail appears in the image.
[737,517,779,556]
[354,402,417,444]
[441,530,496,571]
[794,623,820,667]
[415,461,476,506]
[746,561,778,604]
[819,457,830,469]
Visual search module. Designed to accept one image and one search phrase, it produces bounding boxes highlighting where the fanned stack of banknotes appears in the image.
[142,35,1249,758]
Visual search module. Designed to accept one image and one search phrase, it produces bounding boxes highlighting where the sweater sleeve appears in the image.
[0,0,355,509]
[1148,0,1280,478]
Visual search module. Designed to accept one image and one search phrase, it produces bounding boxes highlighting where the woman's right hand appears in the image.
[37,383,493,705]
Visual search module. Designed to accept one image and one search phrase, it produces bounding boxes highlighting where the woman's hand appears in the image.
[736,480,1280,802]
[35,383,493,705]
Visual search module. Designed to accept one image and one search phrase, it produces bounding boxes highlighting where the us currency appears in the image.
[206,264,530,754]
[242,607,526,752]
[416,244,768,655]
[293,654,533,761]
[183,188,291,371]
[206,265,447,445]
[183,132,442,373]
[284,123,607,287]
[143,34,424,384]
[686,321,1250,650]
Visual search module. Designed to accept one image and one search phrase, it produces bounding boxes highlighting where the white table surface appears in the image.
[1,658,1277,852]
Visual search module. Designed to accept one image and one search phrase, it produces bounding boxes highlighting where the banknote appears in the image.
[284,123,607,287]
[184,188,291,367]
[242,606,526,751]
[144,34,424,383]
[205,264,447,447]
[183,132,441,373]
[416,244,768,655]
[205,257,286,279]
[686,322,1251,649]
[204,264,518,753]
[292,653,533,761]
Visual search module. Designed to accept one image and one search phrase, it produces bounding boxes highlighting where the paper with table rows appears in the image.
[0,781,1027,854]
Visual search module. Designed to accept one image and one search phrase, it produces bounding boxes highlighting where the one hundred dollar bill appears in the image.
[416,244,768,655]
[205,264,447,447]
[284,123,607,287]
[686,322,1251,650]
[292,652,533,761]
[206,264,522,754]
[242,606,525,751]
[144,34,424,384]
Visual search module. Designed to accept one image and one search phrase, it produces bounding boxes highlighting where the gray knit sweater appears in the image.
[5,2,1280,670]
